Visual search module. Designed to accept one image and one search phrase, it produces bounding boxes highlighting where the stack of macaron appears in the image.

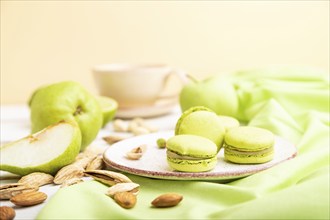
[165,106,275,172]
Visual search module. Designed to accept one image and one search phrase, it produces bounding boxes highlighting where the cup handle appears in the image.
[156,68,189,101]
[170,68,190,85]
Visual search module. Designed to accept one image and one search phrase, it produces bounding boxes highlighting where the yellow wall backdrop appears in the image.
[1,1,329,104]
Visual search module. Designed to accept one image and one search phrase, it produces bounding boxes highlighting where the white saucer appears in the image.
[115,99,178,119]
[103,131,297,181]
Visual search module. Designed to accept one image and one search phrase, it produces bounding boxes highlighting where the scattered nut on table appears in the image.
[0,206,16,220]
[131,126,150,136]
[86,155,105,171]
[0,183,39,200]
[114,191,137,209]
[18,172,54,187]
[156,138,167,148]
[53,164,85,185]
[113,119,129,132]
[103,135,128,145]
[84,170,132,186]
[151,193,183,208]
[60,177,84,188]
[106,182,140,197]
[113,117,158,135]
[10,191,47,207]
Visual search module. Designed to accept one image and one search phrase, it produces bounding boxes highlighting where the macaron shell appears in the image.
[218,115,240,131]
[167,156,217,172]
[166,134,217,158]
[175,107,226,151]
[175,106,212,134]
[225,126,274,151]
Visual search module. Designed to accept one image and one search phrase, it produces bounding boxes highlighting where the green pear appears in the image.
[0,120,81,176]
[96,96,118,127]
[29,81,103,150]
[27,85,46,107]
[179,76,239,119]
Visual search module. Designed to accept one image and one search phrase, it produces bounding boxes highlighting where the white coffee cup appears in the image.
[92,63,187,108]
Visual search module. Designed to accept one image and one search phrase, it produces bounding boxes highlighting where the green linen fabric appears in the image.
[37,67,329,219]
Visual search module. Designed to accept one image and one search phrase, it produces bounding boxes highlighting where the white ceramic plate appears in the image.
[103,131,297,181]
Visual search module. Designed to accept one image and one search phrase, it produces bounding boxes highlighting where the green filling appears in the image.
[167,156,217,165]
[167,156,217,172]
[224,143,273,154]
[224,144,274,164]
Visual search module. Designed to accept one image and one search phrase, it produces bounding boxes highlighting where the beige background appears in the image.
[1,1,329,104]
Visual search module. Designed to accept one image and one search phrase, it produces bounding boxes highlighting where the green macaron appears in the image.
[166,134,218,172]
[224,126,275,164]
[175,106,226,152]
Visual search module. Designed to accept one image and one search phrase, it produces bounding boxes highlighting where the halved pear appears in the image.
[96,96,118,127]
[0,120,81,176]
